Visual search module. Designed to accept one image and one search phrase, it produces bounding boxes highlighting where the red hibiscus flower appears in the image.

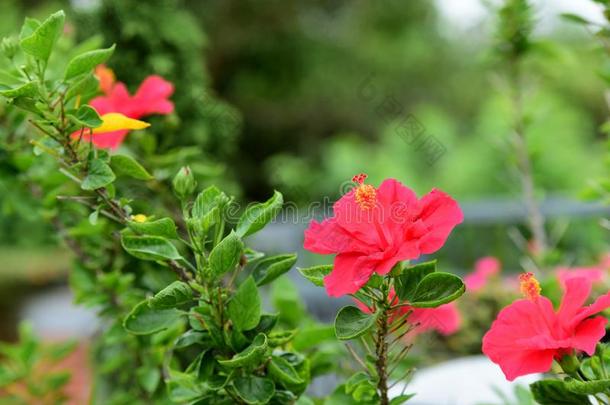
[464,256,501,292]
[482,273,610,381]
[80,66,174,149]
[303,174,463,297]
[356,288,461,336]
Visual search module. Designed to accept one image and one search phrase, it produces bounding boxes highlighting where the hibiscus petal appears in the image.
[416,189,463,254]
[482,298,558,380]
[571,316,608,355]
[557,277,593,322]
[495,349,555,382]
[88,130,129,150]
[557,267,604,289]
[90,83,132,116]
[95,65,115,95]
[303,218,368,254]
[133,75,174,116]
[92,113,150,134]
[332,190,380,246]
[572,291,610,326]
[324,252,377,297]
[411,303,461,336]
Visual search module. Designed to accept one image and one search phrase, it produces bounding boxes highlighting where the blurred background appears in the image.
[1,0,610,403]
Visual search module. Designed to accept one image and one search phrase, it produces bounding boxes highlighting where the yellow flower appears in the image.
[92,113,150,134]
[131,214,148,223]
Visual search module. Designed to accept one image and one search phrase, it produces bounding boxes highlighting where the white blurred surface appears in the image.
[19,286,99,339]
[390,355,540,405]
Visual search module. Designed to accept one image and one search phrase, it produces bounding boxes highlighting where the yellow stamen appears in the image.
[131,214,147,223]
[92,113,150,134]
[352,173,377,210]
[519,272,541,301]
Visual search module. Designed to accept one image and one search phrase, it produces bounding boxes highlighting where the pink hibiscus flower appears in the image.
[482,273,610,381]
[464,256,501,292]
[80,66,174,149]
[303,174,463,297]
[556,266,604,288]
[356,289,461,336]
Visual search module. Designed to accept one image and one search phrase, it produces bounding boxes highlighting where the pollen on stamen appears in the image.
[352,173,376,210]
[352,173,368,184]
[519,272,541,301]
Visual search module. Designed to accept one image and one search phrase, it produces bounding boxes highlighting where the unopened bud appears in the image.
[172,166,197,199]
[1,37,18,60]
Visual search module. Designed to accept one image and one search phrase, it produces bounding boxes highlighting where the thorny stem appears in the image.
[375,303,390,405]
[509,61,548,260]
[29,91,198,287]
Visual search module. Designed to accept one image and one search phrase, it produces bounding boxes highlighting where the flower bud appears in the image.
[172,166,197,199]
[1,37,18,60]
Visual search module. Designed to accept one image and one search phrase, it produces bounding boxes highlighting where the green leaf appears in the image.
[233,375,275,405]
[65,73,99,102]
[20,11,65,62]
[390,394,416,405]
[127,217,178,239]
[345,372,370,394]
[64,44,116,80]
[297,265,332,287]
[0,82,38,99]
[530,380,591,405]
[217,333,268,368]
[149,281,193,309]
[174,330,208,349]
[121,235,182,261]
[560,13,591,25]
[236,190,283,237]
[564,377,610,395]
[409,272,465,308]
[268,329,298,347]
[334,306,377,341]
[123,300,182,335]
[395,260,436,301]
[136,366,161,394]
[271,277,305,327]
[69,104,103,129]
[166,371,207,402]
[20,17,41,40]
[81,158,115,190]
[228,276,261,331]
[46,372,71,390]
[192,185,223,218]
[252,253,297,286]
[110,154,154,180]
[269,355,304,386]
[293,324,335,351]
[46,340,77,361]
[249,313,279,335]
[209,231,243,277]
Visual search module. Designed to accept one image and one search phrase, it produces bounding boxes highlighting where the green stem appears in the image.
[375,303,390,405]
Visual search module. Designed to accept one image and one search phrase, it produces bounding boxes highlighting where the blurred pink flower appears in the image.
[464,256,501,292]
[556,266,604,288]
[356,288,461,336]
[77,67,174,149]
